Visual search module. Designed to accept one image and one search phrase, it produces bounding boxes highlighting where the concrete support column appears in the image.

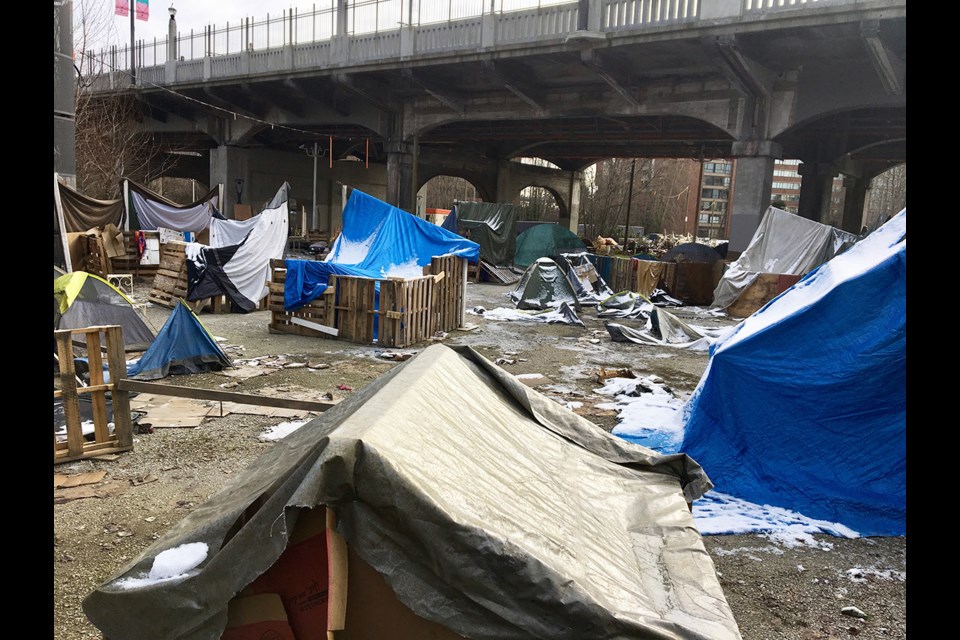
[210,145,251,218]
[560,170,582,233]
[841,176,870,234]
[729,140,781,253]
[796,162,836,222]
[385,142,413,211]
[495,161,514,203]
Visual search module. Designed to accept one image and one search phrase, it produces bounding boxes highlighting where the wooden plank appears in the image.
[116,380,337,412]
[290,316,339,336]
[84,331,112,445]
[55,444,133,465]
[104,326,134,449]
[55,331,85,460]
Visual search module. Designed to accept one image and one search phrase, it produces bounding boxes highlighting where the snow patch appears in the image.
[113,542,209,590]
[258,420,310,442]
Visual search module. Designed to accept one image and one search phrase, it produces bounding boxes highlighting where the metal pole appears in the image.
[623,158,636,249]
[312,142,319,230]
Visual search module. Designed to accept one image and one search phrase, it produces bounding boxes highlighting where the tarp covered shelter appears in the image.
[509,257,581,310]
[284,189,479,312]
[553,251,614,305]
[54,272,156,351]
[711,206,858,310]
[681,210,906,536]
[445,201,518,267]
[127,180,220,233]
[185,183,290,312]
[56,179,126,232]
[661,242,724,264]
[514,224,585,269]
[83,344,741,640]
[126,299,232,380]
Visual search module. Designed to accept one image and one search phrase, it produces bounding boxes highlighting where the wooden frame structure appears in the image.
[269,256,468,348]
[589,255,725,305]
[54,325,133,464]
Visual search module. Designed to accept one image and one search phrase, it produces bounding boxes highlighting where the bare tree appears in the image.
[863,164,906,230]
[421,175,478,210]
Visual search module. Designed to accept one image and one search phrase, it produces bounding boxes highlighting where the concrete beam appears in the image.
[709,35,774,98]
[860,20,905,96]
[332,73,398,115]
[481,60,545,113]
[402,69,465,115]
[580,49,640,110]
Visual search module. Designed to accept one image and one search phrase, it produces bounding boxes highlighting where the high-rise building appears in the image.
[695,159,734,240]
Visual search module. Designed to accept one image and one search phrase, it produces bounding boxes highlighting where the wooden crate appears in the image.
[332,275,437,348]
[148,241,190,308]
[727,273,803,318]
[658,261,725,306]
[108,232,160,280]
[430,255,467,332]
[268,260,336,337]
[54,325,133,465]
[84,233,110,277]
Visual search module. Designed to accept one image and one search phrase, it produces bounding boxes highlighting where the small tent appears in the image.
[83,344,741,640]
[126,299,232,380]
[54,272,156,351]
[513,223,585,269]
[681,210,906,536]
[509,257,581,310]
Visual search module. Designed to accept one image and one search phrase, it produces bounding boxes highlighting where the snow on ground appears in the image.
[845,566,906,583]
[472,306,579,324]
[597,374,861,546]
[258,419,311,442]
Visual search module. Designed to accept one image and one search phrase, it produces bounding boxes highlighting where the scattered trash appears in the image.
[283,362,307,369]
[307,361,331,369]
[841,606,868,619]
[337,384,353,391]
[471,306,486,315]
[90,453,122,462]
[596,367,636,383]
[430,331,449,341]
[144,517,156,523]
[494,358,515,366]
[456,323,479,332]
[117,531,134,538]
[54,471,106,489]
[131,475,159,486]
[135,423,155,434]
[379,351,416,361]
[321,392,334,401]
[219,381,241,389]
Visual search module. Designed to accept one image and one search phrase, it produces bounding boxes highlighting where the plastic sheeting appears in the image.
[449,201,518,267]
[83,344,740,640]
[682,210,906,536]
[56,180,125,232]
[283,189,479,311]
[514,224,585,269]
[509,257,581,311]
[711,207,858,310]
[126,300,231,380]
[605,311,710,350]
[554,252,614,305]
[127,181,220,233]
[185,184,289,312]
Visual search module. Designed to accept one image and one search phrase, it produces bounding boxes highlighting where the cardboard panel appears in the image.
[222,593,296,640]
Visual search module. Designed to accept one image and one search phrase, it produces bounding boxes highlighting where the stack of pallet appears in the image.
[268,260,336,337]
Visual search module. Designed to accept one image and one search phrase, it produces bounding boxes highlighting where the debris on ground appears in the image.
[596,367,636,383]
[378,351,417,361]
[54,471,106,489]
[841,606,868,619]
[494,358,515,365]
[337,384,353,391]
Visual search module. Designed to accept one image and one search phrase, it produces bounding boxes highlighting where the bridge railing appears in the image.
[83,0,890,89]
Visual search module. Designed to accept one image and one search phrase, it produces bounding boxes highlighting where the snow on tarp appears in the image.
[83,344,740,640]
[185,183,289,312]
[509,257,581,311]
[283,189,479,311]
[682,209,906,537]
[126,299,232,380]
[473,302,584,326]
[112,543,209,590]
[127,181,220,233]
[711,206,858,310]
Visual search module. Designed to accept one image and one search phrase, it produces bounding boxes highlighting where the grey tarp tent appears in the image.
[509,257,582,310]
[83,344,741,640]
[449,201,519,267]
[711,206,858,310]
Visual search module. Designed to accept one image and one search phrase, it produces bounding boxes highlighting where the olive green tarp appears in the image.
[514,223,585,269]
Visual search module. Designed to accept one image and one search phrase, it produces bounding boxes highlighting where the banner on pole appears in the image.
[135,0,149,21]
[115,0,129,17]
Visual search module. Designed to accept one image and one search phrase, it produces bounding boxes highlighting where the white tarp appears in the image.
[208,215,262,248]
[711,207,858,310]
[130,189,218,233]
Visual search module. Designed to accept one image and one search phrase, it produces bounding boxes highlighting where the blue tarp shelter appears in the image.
[127,299,232,380]
[680,210,906,536]
[284,189,479,311]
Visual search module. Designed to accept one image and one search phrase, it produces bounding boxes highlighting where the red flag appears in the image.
[115,0,129,17]
[135,0,149,21]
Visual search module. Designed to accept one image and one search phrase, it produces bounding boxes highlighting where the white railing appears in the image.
[497,4,579,42]
[602,0,700,30]
[417,18,484,53]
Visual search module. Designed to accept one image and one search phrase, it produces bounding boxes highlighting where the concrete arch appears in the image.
[503,183,567,223]
[773,106,906,165]
[418,173,493,208]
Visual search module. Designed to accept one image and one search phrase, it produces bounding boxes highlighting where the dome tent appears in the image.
[54,272,156,352]
[513,223,585,269]
[509,257,581,311]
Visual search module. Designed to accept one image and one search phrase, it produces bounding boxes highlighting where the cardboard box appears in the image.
[232,506,463,640]
[222,593,296,640]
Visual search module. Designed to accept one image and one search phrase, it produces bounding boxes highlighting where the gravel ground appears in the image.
[53,279,906,640]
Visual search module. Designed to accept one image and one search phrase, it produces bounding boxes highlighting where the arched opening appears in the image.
[514,186,561,224]
[863,163,906,232]
[418,175,483,210]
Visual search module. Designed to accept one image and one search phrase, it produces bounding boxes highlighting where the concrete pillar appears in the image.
[495,161,514,203]
[210,145,251,218]
[560,171,582,233]
[841,176,870,234]
[796,162,836,222]
[54,0,76,183]
[168,10,178,62]
[729,140,781,253]
[385,143,413,210]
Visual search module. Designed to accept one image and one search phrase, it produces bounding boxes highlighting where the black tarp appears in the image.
[449,201,518,267]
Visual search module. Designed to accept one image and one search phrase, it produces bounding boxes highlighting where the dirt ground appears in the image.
[52,279,906,640]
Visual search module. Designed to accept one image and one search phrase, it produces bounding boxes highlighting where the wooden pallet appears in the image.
[54,325,133,465]
[84,234,109,278]
[333,275,437,348]
[148,242,190,308]
[431,255,467,332]
[268,260,336,337]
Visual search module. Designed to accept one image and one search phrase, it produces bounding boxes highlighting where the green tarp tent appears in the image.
[514,223,585,269]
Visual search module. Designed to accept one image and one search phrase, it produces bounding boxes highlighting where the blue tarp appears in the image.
[127,300,232,380]
[680,210,906,536]
[284,189,479,311]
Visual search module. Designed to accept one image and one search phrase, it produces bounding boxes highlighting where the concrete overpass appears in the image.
[85,0,906,251]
